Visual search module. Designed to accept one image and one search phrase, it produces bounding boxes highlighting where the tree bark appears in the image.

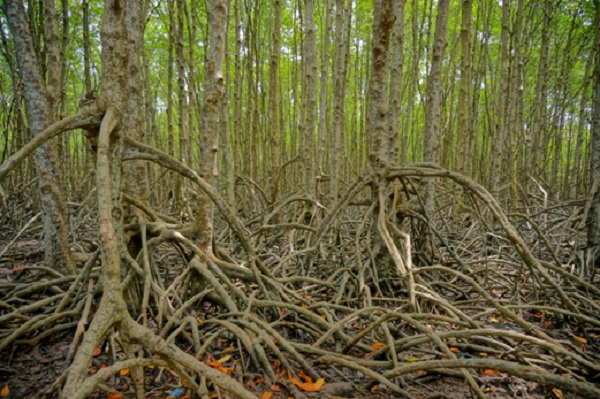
[191,0,228,253]
[587,0,600,249]
[422,0,449,214]
[2,0,74,275]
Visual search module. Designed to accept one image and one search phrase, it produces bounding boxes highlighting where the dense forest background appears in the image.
[0,0,600,398]
[1,0,598,205]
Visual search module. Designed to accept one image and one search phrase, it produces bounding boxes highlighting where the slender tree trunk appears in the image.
[191,0,228,254]
[269,0,282,204]
[3,0,74,275]
[387,0,404,164]
[302,0,317,197]
[330,0,347,199]
[454,0,472,224]
[571,49,595,198]
[422,0,449,214]
[82,0,91,93]
[587,0,600,250]
[527,0,552,189]
[317,0,332,194]
[491,0,510,198]
[176,0,189,214]
[368,0,394,168]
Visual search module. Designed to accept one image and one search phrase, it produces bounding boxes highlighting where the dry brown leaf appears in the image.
[449,347,461,353]
[119,368,129,376]
[93,347,102,356]
[371,342,385,349]
[106,394,123,399]
[0,384,9,397]
[261,392,273,399]
[552,387,564,399]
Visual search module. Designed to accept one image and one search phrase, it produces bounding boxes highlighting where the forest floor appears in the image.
[0,232,597,399]
[1,174,600,399]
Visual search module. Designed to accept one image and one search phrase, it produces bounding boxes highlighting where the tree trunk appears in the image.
[302,0,318,197]
[269,0,282,204]
[587,1,600,250]
[3,0,74,275]
[422,0,449,215]
[191,0,228,253]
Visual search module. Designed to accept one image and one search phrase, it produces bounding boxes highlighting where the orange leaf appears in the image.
[300,378,325,392]
[483,369,502,375]
[88,367,98,375]
[261,392,273,399]
[298,371,312,383]
[249,333,255,341]
[370,384,380,392]
[180,395,191,399]
[0,384,9,397]
[573,336,587,345]
[449,347,461,353]
[371,342,385,350]
[256,378,265,384]
[210,394,218,399]
[272,385,282,392]
[119,368,129,376]
[273,359,281,371]
[93,347,102,356]
[225,346,235,352]
[107,394,123,399]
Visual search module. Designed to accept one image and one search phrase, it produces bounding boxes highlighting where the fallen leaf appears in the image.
[482,369,502,375]
[225,346,235,352]
[552,387,564,399]
[573,336,587,345]
[107,394,123,399]
[490,316,498,322]
[209,394,218,399]
[272,385,282,392]
[449,347,461,353]
[93,347,102,356]
[261,392,273,399]
[298,371,311,383]
[403,356,419,362]
[217,354,231,364]
[274,359,281,371]
[0,384,9,397]
[88,367,98,375]
[100,362,107,368]
[483,387,493,393]
[371,342,385,349]
[370,384,380,392]
[119,368,129,376]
